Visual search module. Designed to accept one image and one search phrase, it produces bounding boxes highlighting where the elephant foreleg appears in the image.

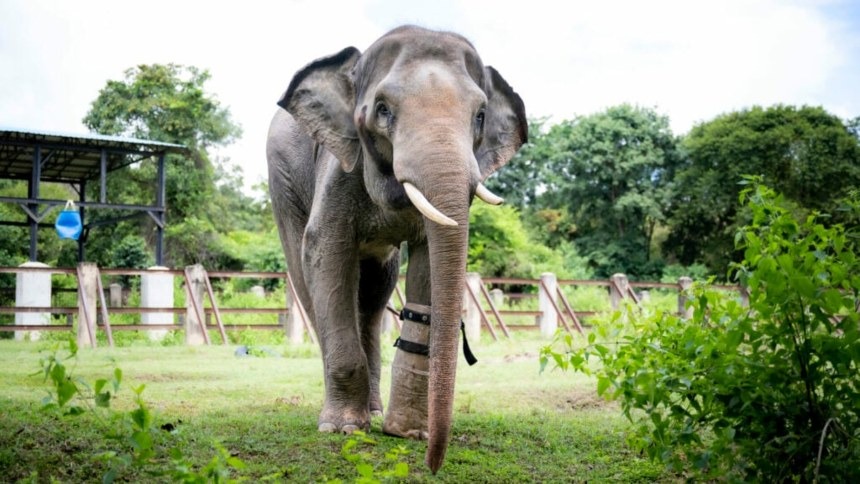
[358,252,400,417]
[303,227,369,433]
[383,241,432,439]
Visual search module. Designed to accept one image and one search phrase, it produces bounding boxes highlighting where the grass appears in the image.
[0,330,671,482]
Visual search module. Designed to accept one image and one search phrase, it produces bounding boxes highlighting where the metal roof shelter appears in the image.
[0,128,187,265]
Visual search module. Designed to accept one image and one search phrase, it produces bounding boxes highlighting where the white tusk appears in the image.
[402,182,459,226]
[475,184,504,205]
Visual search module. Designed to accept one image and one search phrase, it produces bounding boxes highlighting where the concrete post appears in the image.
[678,277,693,319]
[284,282,304,344]
[15,261,51,341]
[463,272,482,344]
[141,266,173,341]
[185,264,207,346]
[489,288,504,308]
[76,262,98,348]
[250,285,265,298]
[610,273,629,310]
[109,283,122,307]
[639,290,651,304]
[539,272,558,339]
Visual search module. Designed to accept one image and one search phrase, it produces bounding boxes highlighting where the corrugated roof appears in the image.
[0,127,187,183]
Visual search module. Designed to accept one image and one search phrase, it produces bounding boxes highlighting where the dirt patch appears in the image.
[132,373,187,383]
[503,352,538,363]
[557,389,616,411]
[276,395,304,406]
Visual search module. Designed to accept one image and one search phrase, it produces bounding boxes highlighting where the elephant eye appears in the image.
[375,102,392,128]
[475,109,486,131]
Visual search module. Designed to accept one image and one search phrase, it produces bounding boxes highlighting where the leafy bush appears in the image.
[468,202,589,280]
[541,180,860,481]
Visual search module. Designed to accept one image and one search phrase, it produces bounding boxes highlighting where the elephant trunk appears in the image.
[423,187,469,474]
[393,121,474,474]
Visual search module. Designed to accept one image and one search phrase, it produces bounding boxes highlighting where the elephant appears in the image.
[266,25,526,473]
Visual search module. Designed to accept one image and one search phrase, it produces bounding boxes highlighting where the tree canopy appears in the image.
[664,105,860,276]
[80,63,275,270]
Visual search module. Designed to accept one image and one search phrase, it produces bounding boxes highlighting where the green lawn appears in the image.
[0,332,670,482]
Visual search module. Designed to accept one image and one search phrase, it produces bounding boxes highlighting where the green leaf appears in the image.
[356,463,373,478]
[393,462,409,477]
[597,377,611,396]
[57,379,78,407]
[130,430,153,452]
[95,391,112,408]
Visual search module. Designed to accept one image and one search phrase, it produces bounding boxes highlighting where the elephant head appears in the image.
[277,26,526,472]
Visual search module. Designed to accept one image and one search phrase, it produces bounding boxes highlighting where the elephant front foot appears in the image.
[318,403,371,434]
[382,362,429,440]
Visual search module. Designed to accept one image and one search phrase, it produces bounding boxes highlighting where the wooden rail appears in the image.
[1,265,744,346]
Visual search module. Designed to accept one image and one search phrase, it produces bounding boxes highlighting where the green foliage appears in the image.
[78,63,278,270]
[666,105,860,277]
[83,64,240,151]
[165,217,242,269]
[110,236,152,287]
[492,105,681,278]
[468,202,589,279]
[330,431,410,483]
[659,263,710,284]
[35,337,248,482]
[542,181,860,480]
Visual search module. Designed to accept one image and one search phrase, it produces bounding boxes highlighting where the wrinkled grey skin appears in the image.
[266,25,526,473]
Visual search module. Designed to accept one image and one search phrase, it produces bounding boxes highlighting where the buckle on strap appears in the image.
[400,307,431,325]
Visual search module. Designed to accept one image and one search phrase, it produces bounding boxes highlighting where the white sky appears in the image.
[2,0,859,194]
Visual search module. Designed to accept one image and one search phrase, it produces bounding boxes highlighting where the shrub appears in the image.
[542,179,860,481]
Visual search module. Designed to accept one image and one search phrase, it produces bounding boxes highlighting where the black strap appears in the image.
[393,337,429,356]
[460,320,478,366]
[396,307,478,366]
[400,307,431,325]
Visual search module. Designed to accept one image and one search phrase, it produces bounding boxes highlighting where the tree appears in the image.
[82,64,253,268]
[665,105,860,277]
[537,105,680,278]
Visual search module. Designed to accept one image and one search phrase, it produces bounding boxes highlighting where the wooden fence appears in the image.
[0,265,743,348]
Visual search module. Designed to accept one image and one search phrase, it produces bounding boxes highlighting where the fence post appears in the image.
[463,272,482,344]
[77,262,99,348]
[677,276,693,319]
[489,288,504,308]
[610,273,629,310]
[185,264,207,346]
[14,261,51,341]
[284,281,304,344]
[539,272,558,338]
[109,283,122,307]
[141,266,173,341]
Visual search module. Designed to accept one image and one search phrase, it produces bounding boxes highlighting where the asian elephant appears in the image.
[266,25,526,473]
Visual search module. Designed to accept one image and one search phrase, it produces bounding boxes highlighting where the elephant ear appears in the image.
[278,47,362,173]
[476,66,528,180]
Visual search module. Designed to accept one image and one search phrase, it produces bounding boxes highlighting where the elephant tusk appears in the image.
[403,182,459,226]
[475,183,504,205]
